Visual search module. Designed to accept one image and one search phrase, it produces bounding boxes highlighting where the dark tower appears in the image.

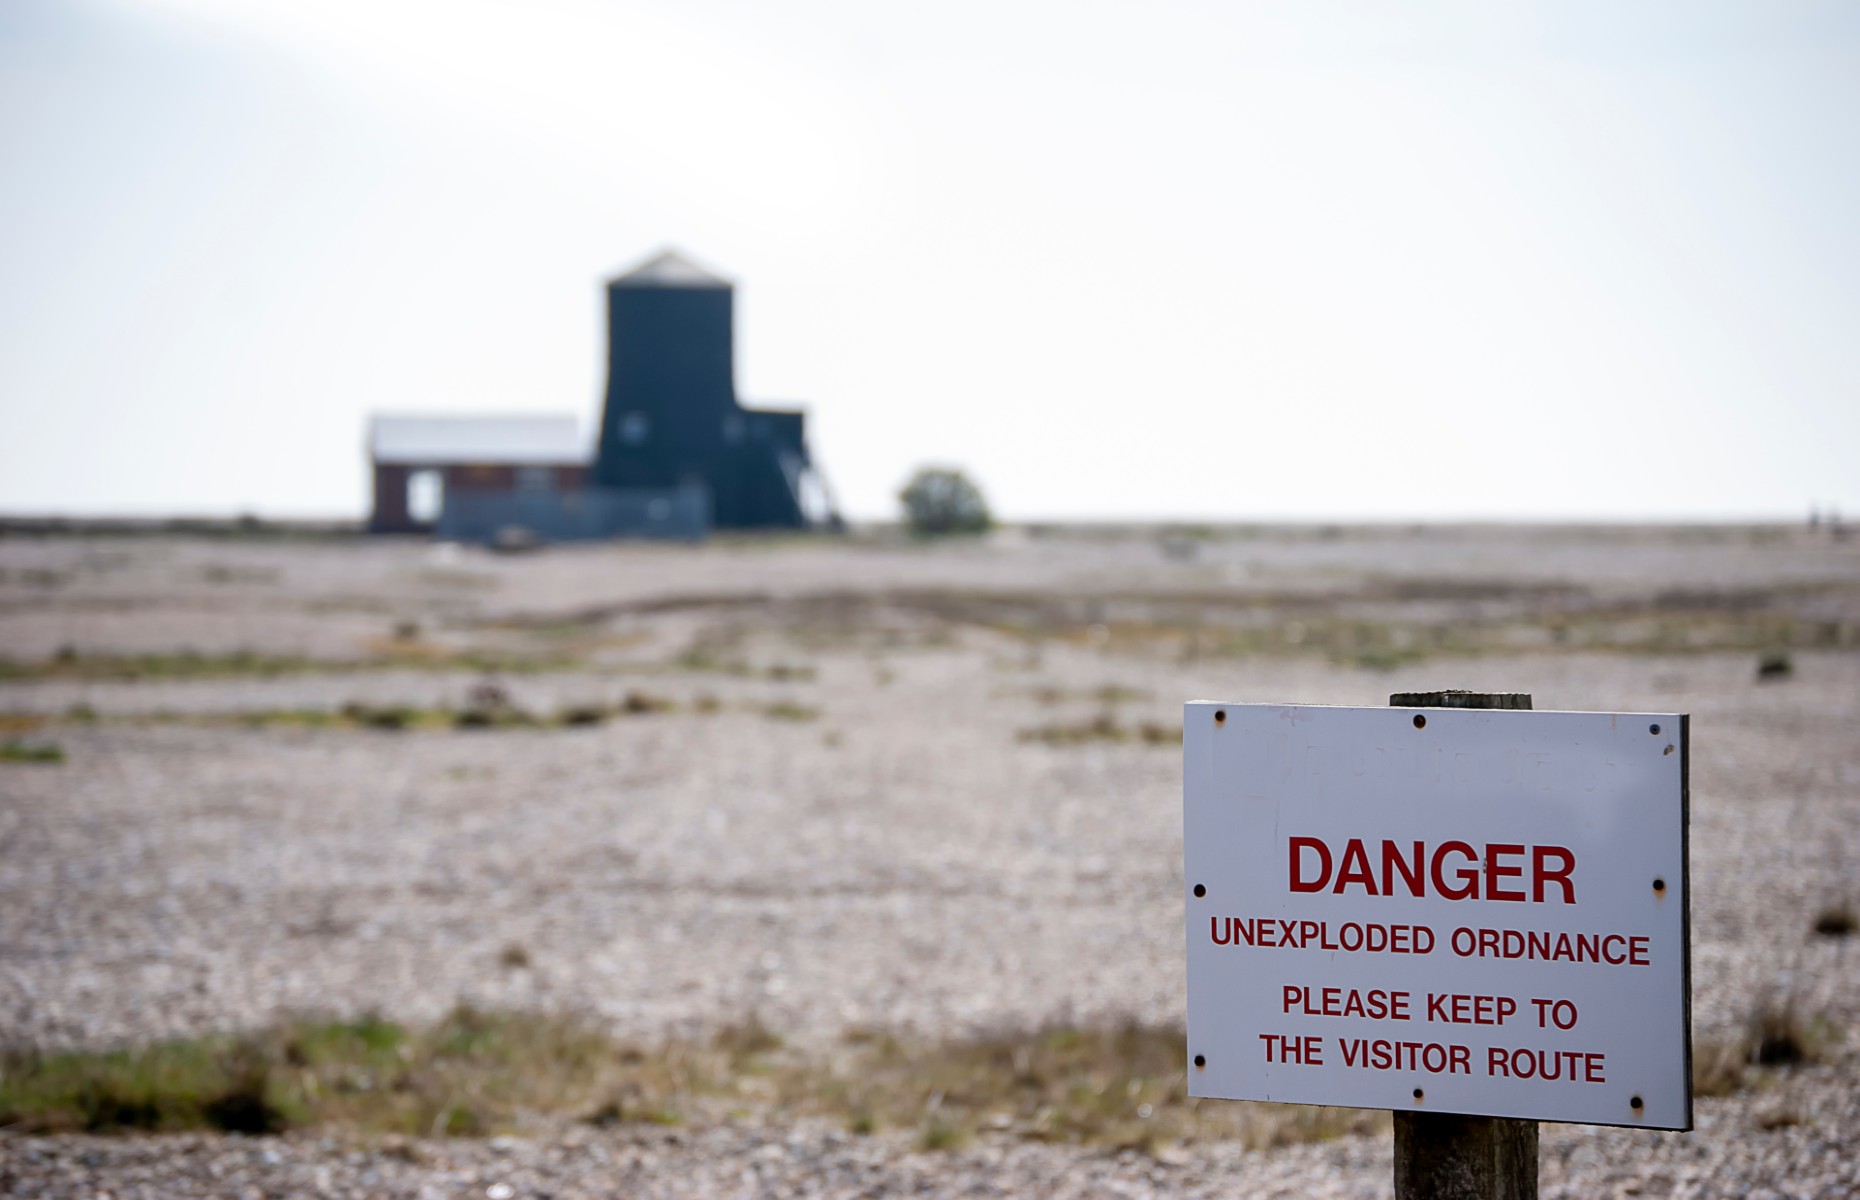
[591,250,812,529]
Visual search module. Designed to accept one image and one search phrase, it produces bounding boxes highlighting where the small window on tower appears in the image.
[621,412,650,444]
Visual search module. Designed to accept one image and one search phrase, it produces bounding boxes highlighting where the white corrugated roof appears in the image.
[370,415,591,465]
[610,248,731,289]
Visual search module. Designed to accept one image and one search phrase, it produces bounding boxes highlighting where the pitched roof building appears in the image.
[367,416,590,534]
[366,250,832,540]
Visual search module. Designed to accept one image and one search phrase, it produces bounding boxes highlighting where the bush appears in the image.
[899,467,991,536]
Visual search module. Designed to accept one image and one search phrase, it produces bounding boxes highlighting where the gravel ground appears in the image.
[1,526,1857,1197]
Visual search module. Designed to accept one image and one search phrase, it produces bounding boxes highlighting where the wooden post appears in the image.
[1388,690,1538,1200]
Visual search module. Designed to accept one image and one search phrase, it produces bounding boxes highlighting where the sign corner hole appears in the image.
[1649,723,1661,735]
[1193,1054,1206,1070]
[1411,1087,1424,1101]
[1192,883,1206,898]
[1630,1094,1644,1111]
[1214,710,1226,725]
[1412,714,1426,729]
[1653,877,1666,893]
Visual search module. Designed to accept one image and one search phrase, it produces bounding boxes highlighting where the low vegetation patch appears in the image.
[30,689,815,734]
[673,644,818,682]
[754,584,1860,669]
[821,1023,1374,1152]
[1018,714,1181,747]
[0,646,580,683]
[1015,683,1153,706]
[0,1032,288,1134]
[0,739,64,763]
[334,691,682,732]
[1,1010,623,1137]
[0,1013,1377,1152]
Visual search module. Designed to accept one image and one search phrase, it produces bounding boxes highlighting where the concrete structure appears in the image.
[365,250,832,541]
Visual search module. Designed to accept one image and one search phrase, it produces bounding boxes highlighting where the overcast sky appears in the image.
[2,0,1856,522]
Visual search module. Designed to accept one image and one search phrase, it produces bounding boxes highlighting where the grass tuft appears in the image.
[341,703,422,732]
[1692,996,1836,1097]
[1753,1100,1804,1131]
[0,739,65,763]
[621,689,676,715]
[1748,1002,1815,1066]
[918,1115,966,1152]
[714,1015,784,1063]
[1691,1038,1748,1098]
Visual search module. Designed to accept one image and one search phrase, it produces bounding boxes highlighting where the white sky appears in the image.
[2,0,1856,522]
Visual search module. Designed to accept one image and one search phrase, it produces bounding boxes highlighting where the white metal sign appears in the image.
[1183,702,1690,1130]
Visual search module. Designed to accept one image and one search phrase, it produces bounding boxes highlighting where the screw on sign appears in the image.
[1183,690,1691,1200]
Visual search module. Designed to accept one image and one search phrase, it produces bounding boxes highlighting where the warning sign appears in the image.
[1183,703,1691,1130]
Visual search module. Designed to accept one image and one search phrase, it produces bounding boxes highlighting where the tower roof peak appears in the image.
[610,248,731,289]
